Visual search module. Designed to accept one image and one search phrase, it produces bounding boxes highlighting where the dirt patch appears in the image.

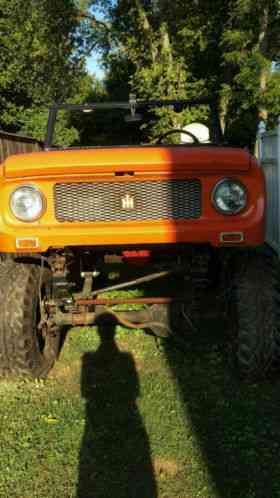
[133,357,155,371]
[50,359,82,381]
[154,458,181,479]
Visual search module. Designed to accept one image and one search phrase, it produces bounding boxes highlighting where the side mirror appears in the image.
[125,93,142,123]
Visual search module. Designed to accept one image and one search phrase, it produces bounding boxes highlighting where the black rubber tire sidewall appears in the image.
[0,262,60,378]
[231,252,280,380]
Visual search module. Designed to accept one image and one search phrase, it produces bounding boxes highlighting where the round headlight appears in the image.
[10,186,45,222]
[212,179,247,215]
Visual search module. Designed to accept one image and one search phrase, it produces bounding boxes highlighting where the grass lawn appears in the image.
[1,314,280,498]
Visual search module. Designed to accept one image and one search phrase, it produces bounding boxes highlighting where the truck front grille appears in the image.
[54,179,202,222]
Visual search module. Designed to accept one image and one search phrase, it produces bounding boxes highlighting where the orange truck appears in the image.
[0,98,277,379]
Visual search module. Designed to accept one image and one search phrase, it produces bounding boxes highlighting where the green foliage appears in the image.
[83,0,280,147]
[18,108,80,147]
[3,0,280,146]
[82,1,208,140]
[0,0,89,144]
[264,71,280,126]
[17,74,97,146]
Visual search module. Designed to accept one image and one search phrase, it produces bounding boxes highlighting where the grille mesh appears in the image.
[54,179,202,222]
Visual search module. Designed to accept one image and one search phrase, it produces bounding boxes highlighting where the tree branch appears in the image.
[78,11,110,32]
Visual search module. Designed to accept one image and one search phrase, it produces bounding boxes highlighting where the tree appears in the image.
[80,0,209,141]
[83,0,280,147]
[0,0,87,144]
[151,0,280,145]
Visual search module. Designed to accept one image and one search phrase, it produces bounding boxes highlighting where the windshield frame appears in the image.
[45,98,223,149]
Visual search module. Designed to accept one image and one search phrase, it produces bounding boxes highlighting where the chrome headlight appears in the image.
[10,186,45,222]
[212,179,247,215]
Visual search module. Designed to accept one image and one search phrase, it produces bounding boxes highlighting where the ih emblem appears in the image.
[121,193,135,210]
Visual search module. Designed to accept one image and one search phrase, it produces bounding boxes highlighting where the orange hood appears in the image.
[3,146,252,178]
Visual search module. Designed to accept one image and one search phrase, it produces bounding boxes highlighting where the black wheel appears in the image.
[148,303,193,338]
[0,261,61,378]
[231,252,280,380]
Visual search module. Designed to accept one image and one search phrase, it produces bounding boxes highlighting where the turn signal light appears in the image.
[220,232,244,243]
[16,238,39,249]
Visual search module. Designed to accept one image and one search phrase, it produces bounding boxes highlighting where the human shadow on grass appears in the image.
[77,313,157,498]
[164,312,280,498]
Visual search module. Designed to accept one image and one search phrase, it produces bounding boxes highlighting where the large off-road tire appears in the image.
[0,261,61,378]
[231,252,280,380]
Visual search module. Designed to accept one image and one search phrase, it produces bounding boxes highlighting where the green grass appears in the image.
[1,316,280,498]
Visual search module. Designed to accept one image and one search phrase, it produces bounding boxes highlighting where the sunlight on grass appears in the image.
[1,322,280,498]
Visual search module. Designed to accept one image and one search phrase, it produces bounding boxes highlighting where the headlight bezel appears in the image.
[10,185,46,222]
[211,178,248,216]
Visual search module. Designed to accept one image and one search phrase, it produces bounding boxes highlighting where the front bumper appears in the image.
[0,172,265,253]
[0,215,265,253]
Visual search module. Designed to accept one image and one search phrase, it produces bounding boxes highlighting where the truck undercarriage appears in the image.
[1,242,280,381]
[10,243,217,333]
